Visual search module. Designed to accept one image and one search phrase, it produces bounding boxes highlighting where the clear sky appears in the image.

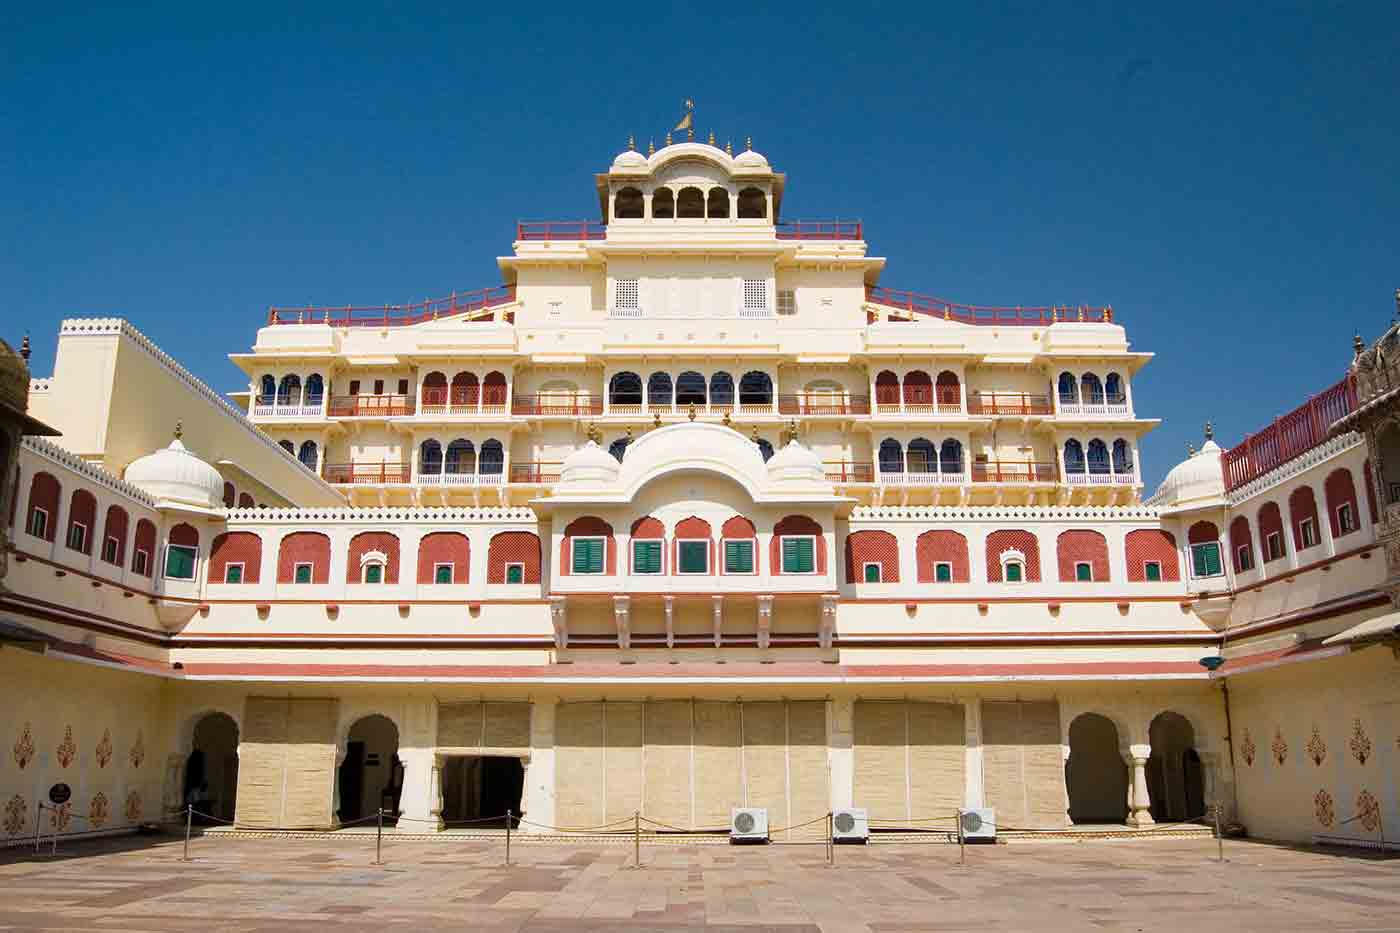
[4,2,1397,487]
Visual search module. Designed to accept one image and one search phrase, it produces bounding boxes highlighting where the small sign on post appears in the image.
[48,784,71,805]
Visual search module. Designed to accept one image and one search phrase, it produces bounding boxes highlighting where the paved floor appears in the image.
[0,832,1396,931]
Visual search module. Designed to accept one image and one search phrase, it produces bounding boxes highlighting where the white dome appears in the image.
[766,439,824,483]
[610,149,648,171]
[124,435,225,510]
[734,148,769,170]
[1147,439,1225,511]
[559,440,621,487]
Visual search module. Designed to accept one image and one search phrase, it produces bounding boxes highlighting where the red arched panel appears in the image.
[845,529,900,583]
[347,531,401,583]
[210,531,262,583]
[770,515,827,574]
[488,531,541,583]
[277,531,331,583]
[1057,529,1109,582]
[1126,529,1180,581]
[417,532,469,583]
[985,529,1041,582]
[916,530,969,582]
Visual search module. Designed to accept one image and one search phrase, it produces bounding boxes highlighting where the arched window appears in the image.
[488,531,541,583]
[1112,439,1134,475]
[259,375,276,404]
[875,370,900,406]
[346,531,400,584]
[939,439,964,474]
[297,441,318,470]
[1187,521,1223,578]
[132,519,156,576]
[1229,517,1255,573]
[1105,373,1124,403]
[165,523,200,580]
[1258,502,1286,562]
[450,372,479,407]
[647,372,673,408]
[420,439,443,474]
[479,439,504,475]
[1126,529,1180,581]
[1086,439,1110,474]
[609,372,642,406]
[707,187,730,218]
[935,370,961,407]
[422,371,447,407]
[878,438,904,474]
[676,186,704,219]
[608,438,630,462]
[903,371,932,407]
[1080,374,1104,405]
[737,187,766,219]
[709,372,734,407]
[1324,468,1360,537]
[278,440,295,455]
[1057,372,1078,405]
[907,438,936,474]
[739,371,772,406]
[277,374,300,405]
[614,186,643,219]
[676,371,706,406]
[652,187,674,219]
[304,373,324,405]
[985,529,1041,582]
[101,505,128,566]
[1064,439,1086,474]
[1288,485,1321,550]
[845,530,900,584]
[25,472,60,542]
[756,438,774,462]
[237,492,254,508]
[222,481,236,509]
[482,372,507,406]
[444,439,475,475]
[418,532,469,584]
[210,531,261,584]
[66,489,96,554]
[1057,530,1110,582]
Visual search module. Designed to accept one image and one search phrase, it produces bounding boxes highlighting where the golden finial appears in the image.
[647,138,655,156]
[745,136,752,151]
[625,426,634,442]
[653,412,662,428]
[1204,421,1214,442]
[781,419,799,446]
[722,411,732,427]
[1187,441,1197,457]
[750,425,760,442]
[586,422,601,445]
[665,132,673,146]
[19,333,30,361]
[688,403,697,421]
[627,134,635,151]
[708,130,715,146]
[725,139,733,156]
[174,421,183,440]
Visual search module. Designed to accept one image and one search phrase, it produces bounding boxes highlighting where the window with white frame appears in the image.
[572,537,605,574]
[1074,561,1093,582]
[742,279,767,312]
[934,562,953,583]
[1337,502,1356,534]
[1299,517,1319,549]
[67,521,87,553]
[863,561,882,583]
[433,563,454,584]
[1265,532,1284,561]
[26,506,48,539]
[999,550,1026,583]
[1190,541,1223,577]
[362,562,385,584]
[133,549,149,576]
[164,544,197,580]
[293,562,313,584]
[632,539,663,575]
[780,535,817,574]
[776,289,796,316]
[1144,560,1162,582]
[614,279,639,311]
[1235,545,1254,572]
[102,536,119,564]
[505,563,525,584]
[223,562,244,584]
[723,538,755,574]
[677,540,708,574]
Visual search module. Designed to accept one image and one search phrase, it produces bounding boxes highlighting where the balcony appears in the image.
[872,390,962,416]
[968,392,1053,416]
[512,395,604,417]
[824,461,875,483]
[1065,470,1139,487]
[251,397,324,418]
[417,469,505,488]
[775,220,863,241]
[420,389,509,417]
[878,468,968,486]
[777,394,872,416]
[266,286,514,327]
[509,461,563,484]
[516,221,606,241]
[325,462,411,485]
[327,395,415,417]
[866,286,1114,326]
[1057,394,1131,418]
[1221,375,1356,492]
[971,461,1058,484]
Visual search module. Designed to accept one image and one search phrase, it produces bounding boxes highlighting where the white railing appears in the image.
[1065,471,1138,486]
[1058,400,1131,417]
[610,307,644,318]
[252,402,324,418]
[738,307,772,318]
[416,472,506,487]
[877,470,967,486]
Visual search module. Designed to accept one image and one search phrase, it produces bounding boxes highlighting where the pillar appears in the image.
[398,747,442,830]
[964,699,985,809]
[1125,743,1154,826]
[520,700,557,834]
[828,697,854,810]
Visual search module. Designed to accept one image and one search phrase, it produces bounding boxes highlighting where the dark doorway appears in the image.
[185,713,239,824]
[441,756,524,828]
[1066,713,1128,824]
[338,715,401,825]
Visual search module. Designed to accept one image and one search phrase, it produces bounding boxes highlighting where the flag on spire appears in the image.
[673,98,694,132]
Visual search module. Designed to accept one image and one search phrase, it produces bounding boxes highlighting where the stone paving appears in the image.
[0,832,1396,931]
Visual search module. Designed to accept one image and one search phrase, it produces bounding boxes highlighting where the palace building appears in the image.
[1,139,1395,848]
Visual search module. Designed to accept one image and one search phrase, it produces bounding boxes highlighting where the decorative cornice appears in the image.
[225,505,539,523]
[20,436,157,508]
[1225,433,1364,505]
[850,504,1161,522]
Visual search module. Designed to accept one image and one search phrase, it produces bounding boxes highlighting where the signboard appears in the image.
[48,783,71,805]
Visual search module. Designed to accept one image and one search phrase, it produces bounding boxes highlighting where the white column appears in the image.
[1126,743,1154,826]
[828,697,854,810]
[964,699,985,809]
[1311,478,1337,558]
[520,700,557,834]
[398,747,442,830]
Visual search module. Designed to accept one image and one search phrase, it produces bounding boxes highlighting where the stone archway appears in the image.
[1148,711,1204,822]
[185,712,239,824]
[1066,713,1129,824]
[337,715,402,825]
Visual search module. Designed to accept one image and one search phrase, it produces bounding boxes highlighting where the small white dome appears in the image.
[766,439,824,483]
[559,440,621,487]
[124,435,225,510]
[610,149,648,171]
[1148,438,1225,511]
[734,148,770,170]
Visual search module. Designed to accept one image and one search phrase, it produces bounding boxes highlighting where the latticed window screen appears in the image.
[615,279,639,309]
[573,538,605,574]
[678,541,708,573]
[743,279,767,310]
[633,540,662,574]
[724,539,754,573]
[776,289,796,315]
[781,537,815,573]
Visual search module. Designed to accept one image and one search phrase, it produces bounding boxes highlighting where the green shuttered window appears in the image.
[678,540,707,574]
[1191,542,1222,578]
[632,540,662,574]
[781,536,815,573]
[572,537,605,574]
[724,539,754,573]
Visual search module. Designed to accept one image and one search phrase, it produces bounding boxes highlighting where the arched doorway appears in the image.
[185,712,239,824]
[1147,711,1204,822]
[338,715,402,825]
[441,756,524,828]
[1065,714,1128,824]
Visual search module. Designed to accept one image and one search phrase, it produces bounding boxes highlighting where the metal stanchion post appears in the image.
[958,812,966,867]
[826,812,833,867]
[1214,803,1224,863]
[33,803,43,854]
[375,807,383,865]
[505,809,512,866]
[634,811,641,869]
[184,804,192,862]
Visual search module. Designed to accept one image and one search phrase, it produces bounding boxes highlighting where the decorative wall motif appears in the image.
[13,722,34,770]
[56,725,76,768]
[3,795,26,835]
[49,801,72,831]
[1271,727,1289,766]
[1306,725,1327,766]
[89,792,109,828]
[1349,719,1372,765]
[1356,789,1381,832]
[1240,727,1256,766]
[129,730,145,769]
[1314,789,1335,827]
[96,729,112,769]
[124,790,142,823]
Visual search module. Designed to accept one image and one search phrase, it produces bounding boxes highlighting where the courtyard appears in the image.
[0,833,1395,931]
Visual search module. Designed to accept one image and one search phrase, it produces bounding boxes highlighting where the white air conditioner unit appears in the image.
[730,807,769,843]
[958,807,996,841]
[831,807,869,843]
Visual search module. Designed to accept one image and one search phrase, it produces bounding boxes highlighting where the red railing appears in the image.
[777,394,872,415]
[776,220,863,241]
[824,461,875,483]
[1221,375,1357,492]
[420,387,508,410]
[512,395,604,416]
[968,392,1054,416]
[327,395,415,417]
[867,286,1113,327]
[516,221,606,241]
[509,461,563,484]
[324,462,411,485]
[267,286,515,327]
[971,460,1058,484]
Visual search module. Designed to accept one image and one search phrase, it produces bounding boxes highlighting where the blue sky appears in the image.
[4,2,1397,487]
